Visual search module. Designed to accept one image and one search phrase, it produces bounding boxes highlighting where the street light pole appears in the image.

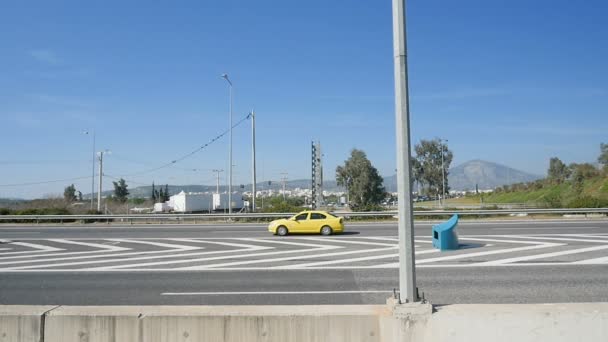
[251,110,257,212]
[221,74,233,215]
[392,0,418,303]
[91,132,96,210]
[97,151,104,213]
[82,130,96,210]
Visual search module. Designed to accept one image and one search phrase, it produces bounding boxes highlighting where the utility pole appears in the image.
[280,173,288,201]
[392,0,418,303]
[82,130,96,210]
[221,74,233,215]
[311,141,324,209]
[97,151,104,213]
[251,110,257,212]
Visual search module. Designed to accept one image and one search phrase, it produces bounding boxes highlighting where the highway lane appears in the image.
[1,267,607,305]
[1,218,607,239]
[0,218,607,305]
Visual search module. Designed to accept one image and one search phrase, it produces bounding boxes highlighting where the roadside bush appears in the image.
[566,196,608,208]
[352,204,384,212]
[15,208,72,216]
[1,207,74,223]
[540,192,562,208]
[0,208,12,215]
[82,209,109,223]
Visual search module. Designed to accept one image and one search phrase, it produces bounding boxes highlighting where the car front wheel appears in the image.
[277,226,288,236]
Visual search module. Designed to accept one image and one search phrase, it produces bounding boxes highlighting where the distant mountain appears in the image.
[382,160,542,192]
[0,198,26,208]
[448,160,542,191]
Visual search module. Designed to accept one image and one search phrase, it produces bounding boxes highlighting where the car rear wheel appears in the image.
[320,226,333,236]
[277,226,288,236]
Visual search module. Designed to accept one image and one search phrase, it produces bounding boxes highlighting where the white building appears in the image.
[153,191,246,213]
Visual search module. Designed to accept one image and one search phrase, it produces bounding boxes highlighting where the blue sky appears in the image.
[1,0,607,198]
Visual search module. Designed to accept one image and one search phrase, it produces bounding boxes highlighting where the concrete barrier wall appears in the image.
[420,303,608,342]
[0,306,55,342]
[43,305,394,342]
[1,303,608,342]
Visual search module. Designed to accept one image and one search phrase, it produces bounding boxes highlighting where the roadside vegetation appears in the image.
[465,143,608,208]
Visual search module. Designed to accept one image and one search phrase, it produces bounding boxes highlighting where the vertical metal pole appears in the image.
[91,132,96,210]
[251,110,257,212]
[213,169,223,194]
[280,173,287,201]
[229,83,233,215]
[441,139,445,207]
[216,171,220,194]
[97,152,103,212]
[392,0,418,303]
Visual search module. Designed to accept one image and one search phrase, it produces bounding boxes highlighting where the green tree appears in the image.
[164,184,170,201]
[336,149,385,211]
[547,157,570,184]
[112,178,130,203]
[413,139,453,198]
[151,182,156,202]
[157,188,164,203]
[569,163,600,194]
[77,191,83,202]
[569,163,600,180]
[63,184,77,202]
[599,143,608,171]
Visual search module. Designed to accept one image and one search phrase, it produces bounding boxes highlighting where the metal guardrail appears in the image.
[0,208,606,223]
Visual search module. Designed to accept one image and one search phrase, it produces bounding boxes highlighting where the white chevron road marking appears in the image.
[0,241,64,256]
[0,234,607,271]
[106,239,203,251]
[476,245,608,265]
[6,240,264,270]
[50,239,130,251]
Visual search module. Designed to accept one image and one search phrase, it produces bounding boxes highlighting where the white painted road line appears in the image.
[274,248,439,269]
[297,237,396,247]
[1,233,607,271]
[96,245,331,270]
[8,240,270,270]
[377,242,563,268]
[0,242,64,256]
[161,290,394,296]
[49,239,130,251]
[492,227,604,230]
[106,239,203,251]
[187,246,398,270]
[500,236,608,244]
[573,255,608,264]
[476,245,608,265]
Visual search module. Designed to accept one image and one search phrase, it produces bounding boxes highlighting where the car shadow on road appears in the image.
[338,231,361,236]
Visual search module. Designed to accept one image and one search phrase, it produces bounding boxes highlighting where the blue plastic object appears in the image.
[432,214,459,251]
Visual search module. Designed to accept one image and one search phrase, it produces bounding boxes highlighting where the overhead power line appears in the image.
[115,112,252,177]
[103,174,149,186]
[0,176,92,187]
[0,113,251,188]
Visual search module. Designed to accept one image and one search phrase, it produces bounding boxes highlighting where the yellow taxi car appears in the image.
[268,210,344,236]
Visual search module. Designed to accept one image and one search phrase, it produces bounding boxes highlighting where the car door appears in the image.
[292,212,310,233]
[309,212,327,232]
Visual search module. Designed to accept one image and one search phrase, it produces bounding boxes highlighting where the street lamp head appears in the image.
[220,73,232,86]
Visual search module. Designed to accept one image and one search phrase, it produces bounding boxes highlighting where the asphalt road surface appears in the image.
[1,218,607,305]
